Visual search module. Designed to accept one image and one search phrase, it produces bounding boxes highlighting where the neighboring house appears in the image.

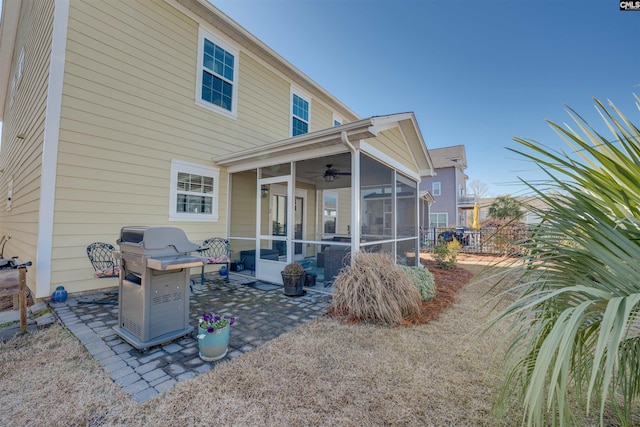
[477,196,547,226]
[0,0,435,299]
[418,145,471,228]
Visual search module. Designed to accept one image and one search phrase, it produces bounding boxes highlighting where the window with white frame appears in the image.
[169,160,219,221]
[291,91,310,136]
[429,213,447,229]
[432,182,441,196]
[196,28,238,117]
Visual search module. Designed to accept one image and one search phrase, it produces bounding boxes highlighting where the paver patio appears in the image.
[50,273,331,403]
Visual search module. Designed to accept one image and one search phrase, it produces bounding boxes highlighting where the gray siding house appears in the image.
[419,145,472,228]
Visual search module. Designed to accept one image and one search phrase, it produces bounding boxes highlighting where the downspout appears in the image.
[341,131,360,260]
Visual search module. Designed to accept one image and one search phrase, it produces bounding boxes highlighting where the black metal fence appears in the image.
[421,226,530,256]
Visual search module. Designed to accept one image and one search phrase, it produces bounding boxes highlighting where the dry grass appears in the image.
[330,252,422,326]
[0,325,135,426]
[0,255,524,426]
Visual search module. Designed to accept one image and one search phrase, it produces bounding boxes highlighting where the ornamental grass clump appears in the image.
[398,265,436,301]
[330,251,421,326]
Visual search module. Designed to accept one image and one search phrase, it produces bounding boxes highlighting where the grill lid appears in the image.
[118,226,200,255]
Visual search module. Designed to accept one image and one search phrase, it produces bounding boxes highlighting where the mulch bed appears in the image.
[401,259,474,326]
[327,259,474,327]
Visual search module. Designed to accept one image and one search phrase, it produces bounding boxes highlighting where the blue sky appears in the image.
[0,1,637,197]
[210,0,639,197]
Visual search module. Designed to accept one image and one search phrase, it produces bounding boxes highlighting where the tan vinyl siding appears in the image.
[368,127,418,175]
[310,100,332,132]
[55,0,229,292]
[336,187,352,235]
[237,53,290,142]
[229,170,257,239]
[0,0,54,294]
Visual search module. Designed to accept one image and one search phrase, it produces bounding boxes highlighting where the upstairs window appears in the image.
[291,92,309,136]
[432,182,441,197]
[196,28,238,118]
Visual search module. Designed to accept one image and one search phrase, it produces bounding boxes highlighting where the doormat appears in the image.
[246,281,281,292]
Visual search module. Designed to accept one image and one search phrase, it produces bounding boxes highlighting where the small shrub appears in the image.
[330,252,422,326]
[398,266,436,301]
[432,238,461,269]
[283,262,304,275]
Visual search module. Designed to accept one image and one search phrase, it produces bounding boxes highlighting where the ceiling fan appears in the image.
[323,164,350,182]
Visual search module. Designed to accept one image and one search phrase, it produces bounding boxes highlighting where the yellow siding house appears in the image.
[0,0,434,299]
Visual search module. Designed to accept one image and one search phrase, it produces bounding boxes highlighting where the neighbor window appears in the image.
[430,213,447,229]
[196,28,238,118]
[291,91,310,136]
[170,160,219,221]
[432,182,441,196]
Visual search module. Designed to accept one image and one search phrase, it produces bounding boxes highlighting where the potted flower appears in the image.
[281,262,306,297]
[197,312,235,361]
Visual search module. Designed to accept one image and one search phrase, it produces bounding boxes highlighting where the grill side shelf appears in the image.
[146,256,204,271]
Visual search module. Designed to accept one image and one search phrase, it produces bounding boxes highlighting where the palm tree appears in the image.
[492,96,640,426]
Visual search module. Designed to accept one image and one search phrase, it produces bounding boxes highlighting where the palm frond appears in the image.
[491,96,640,426]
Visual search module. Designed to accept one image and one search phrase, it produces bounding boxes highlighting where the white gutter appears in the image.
[35,0,69,298]
[341,131,360,260]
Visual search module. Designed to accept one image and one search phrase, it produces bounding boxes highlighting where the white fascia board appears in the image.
[225,144,347,174]
[216,117,376,167]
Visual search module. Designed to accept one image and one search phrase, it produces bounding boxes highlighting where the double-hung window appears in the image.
[170,160,219,222]
[291,91,310,136]
[430,213,448,229]
[196,28,238,118]
[432,182,441,197]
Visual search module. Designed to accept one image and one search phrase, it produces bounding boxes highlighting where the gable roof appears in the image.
[428,145,467,169]
[217,112,435,179]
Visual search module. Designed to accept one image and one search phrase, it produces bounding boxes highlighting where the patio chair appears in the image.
[198,238,231,284]
[86,242,119,278]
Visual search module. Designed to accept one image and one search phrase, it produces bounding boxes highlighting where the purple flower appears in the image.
[207,325,214,333]
[229,317,235,325]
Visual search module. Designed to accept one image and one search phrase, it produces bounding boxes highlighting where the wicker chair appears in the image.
[198,238,231,284]
[86,242,119,278]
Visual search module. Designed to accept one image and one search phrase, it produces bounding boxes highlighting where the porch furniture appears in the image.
[323,245,351,284]
[239,249,279,271]
[198,238,231,284]
[87,242,119,278]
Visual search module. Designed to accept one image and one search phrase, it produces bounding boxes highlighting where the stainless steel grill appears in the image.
[112,226,203,350]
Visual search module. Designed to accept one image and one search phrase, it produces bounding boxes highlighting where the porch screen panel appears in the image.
[396,173,417,238]
[360,155,393,239]
[397,238,419,266]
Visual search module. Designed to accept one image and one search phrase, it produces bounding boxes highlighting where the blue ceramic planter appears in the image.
[51,286,68,303]
[198,325,230,361]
